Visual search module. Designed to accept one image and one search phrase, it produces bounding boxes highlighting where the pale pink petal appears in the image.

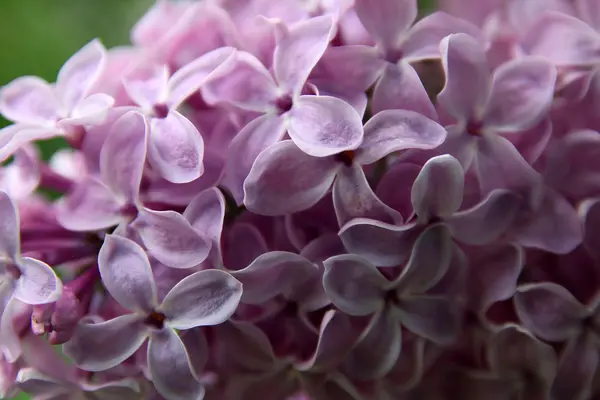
[577,0,600,31]
[64,314,148,372]
[274,15,334,96]
[287,95,364,157]
[357,109,447,165]
[514,282,587,342]
[56,39,107,110]
[354,0,416,50]
[0,190,20,260]
[160,269,242,329]
[65,93,114,125]
[437,33,490,123]
[333,165,402,226]
[0,297,30,362]
[0,125,62,163]
[484,57,556,132]
[148,111,204,184]
[0,76,58,124]
[183,188,226,264]
[100,111,148,203]
[14,258,62,305]
[133,208,211,269]
[371,63,438,120]
[243,140,340,215]
[123,65,170,110]
[98,235,158,313]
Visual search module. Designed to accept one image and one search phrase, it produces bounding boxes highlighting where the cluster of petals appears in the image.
[2,0,600,399]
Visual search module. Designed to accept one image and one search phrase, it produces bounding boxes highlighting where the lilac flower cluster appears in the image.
[1,0,599,398]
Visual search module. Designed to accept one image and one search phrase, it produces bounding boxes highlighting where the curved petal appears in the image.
[354,0,416,50]
[394,223,453,295]
[80,379,142,400]
[0,296,30,362]
[15,368,64,396]
[514,282,587,342]
[323,254,388,316]
[448,189,521,245]
[402,12,482,62]
[63,314,148,372]
[333,165,402,226]
[98,235,158,313]
[123,65,170,110]
[243,140,340,215]
[56,39,106,110]
[296,310,358,372]
[66,92,114,125]
[488,324,557,391]
[521,11,600,67]
[274,15,334,96]
[133,208,211,269]
[229,251,317,305]
[100,111,148,203]
[213,320,275,371]
[201,51,278,112]
[0,76,58,124]
[484,57,556,132]
[410,154,464,221]
[148,111,204,184]
[0,124,61,164]
[437,33,490,123]
[371,63,437,120]
[183,187,226,264]
[552,334,599,400]
[14,258,62,305]
[55,178,123,232]
[147,329,204,400]
[0,190,20,260]
[357,109,447,165]
[343,310,401,380]
[287,95,364,157]
[395,295,461,345]
[168,47,237,108]
[339,218,419,267]
[160,269,242,329]
[467,244,524,316]
[220,114,286,204]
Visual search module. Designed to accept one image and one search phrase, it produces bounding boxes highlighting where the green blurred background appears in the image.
[1,1,434,399]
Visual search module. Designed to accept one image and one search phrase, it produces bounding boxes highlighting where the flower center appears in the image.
[6,263,21,280]
[144,311,166,330]
[335,150,356,167]
[152,103,169,119]
[275,95,294,114]
[466,120,483,136]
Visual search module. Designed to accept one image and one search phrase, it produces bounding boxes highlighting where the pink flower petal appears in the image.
[14,258,62,305]
[354,0,416,51]
[0,76,58,124]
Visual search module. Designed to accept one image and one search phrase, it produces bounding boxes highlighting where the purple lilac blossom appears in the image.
[1,0,599,399]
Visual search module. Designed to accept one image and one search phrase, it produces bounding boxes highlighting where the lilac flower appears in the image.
[323,224,460,378]
[64,235,242,400]
[0,40,112,160]
[243,109,447,218]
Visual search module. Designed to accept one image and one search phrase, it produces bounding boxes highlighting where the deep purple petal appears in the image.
[287,96,364,157]
[0,77,58,124]
[371,63,437,120]
[64,314,148,372]
[333,165,402,226]
[274,15,334,96]
[437,33,490,123]
[133,209,211,269]
[552,334,599,400]
[147,329,204,400]
[160,269,242,329]
[514,282,587,342]
[243,140,340,215]
[357,109,447,165]
[323,254,388,316]
[100,111,148,203]
[55,39,106,110]
[229,251,317,305]
[484,57,556,132]
[395,295,461,345]
[148,111,204,184]
[98,234,158,313]
[354,0,416,50]
[410,155,464,221]
[14,258,62,305]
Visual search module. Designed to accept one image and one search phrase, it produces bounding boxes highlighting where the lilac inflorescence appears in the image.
[0,0,599,399]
